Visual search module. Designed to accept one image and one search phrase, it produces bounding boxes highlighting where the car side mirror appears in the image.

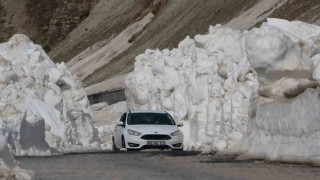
[116,121,124,126]
[177,122,183,127]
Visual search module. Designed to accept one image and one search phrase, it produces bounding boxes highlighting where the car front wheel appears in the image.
[121,136,126,149]
[172,148,183,151]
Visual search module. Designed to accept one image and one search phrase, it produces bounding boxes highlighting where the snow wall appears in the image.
[0,34,99,156]
[238,89,320,164]
[126,18,320,162]
[126,23,259,151]
[236,19,320,164]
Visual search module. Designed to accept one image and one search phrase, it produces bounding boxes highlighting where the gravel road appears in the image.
[18,151,320,180]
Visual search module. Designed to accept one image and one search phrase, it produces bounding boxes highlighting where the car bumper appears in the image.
[124,134,183,150]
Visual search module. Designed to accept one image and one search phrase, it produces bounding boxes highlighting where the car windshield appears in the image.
[127,113,176,125]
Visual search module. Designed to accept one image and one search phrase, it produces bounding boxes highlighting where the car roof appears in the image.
[128,110,167,114]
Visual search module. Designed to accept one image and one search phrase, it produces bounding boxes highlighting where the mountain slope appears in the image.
[2,0,320,88]
[51,0,260,86]
[0,0,92,51]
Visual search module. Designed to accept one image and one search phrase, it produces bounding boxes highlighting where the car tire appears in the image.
[121,136,126,149]
[172,148,183,151]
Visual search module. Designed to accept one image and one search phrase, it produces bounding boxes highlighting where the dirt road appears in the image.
[18,151,320,180]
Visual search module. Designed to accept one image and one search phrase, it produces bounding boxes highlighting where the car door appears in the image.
[114,113,126,147]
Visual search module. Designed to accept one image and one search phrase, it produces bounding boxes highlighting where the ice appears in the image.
[0,34,98,156]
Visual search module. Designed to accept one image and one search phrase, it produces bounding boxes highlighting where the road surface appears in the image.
[18,151,320,180]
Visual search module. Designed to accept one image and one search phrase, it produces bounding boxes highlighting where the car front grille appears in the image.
[141,134,171,140]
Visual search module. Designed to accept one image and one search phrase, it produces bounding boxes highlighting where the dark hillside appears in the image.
[0,0,92,51]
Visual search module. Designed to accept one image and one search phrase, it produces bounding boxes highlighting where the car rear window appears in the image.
[127,113,176,125]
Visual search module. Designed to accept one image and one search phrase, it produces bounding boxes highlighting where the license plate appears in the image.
[147,141,165,146]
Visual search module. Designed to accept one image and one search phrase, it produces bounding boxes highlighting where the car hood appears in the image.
[128,125,178,134]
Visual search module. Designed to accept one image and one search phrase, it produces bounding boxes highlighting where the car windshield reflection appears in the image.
[127,113,176,125]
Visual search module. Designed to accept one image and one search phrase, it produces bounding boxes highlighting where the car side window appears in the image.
[120,113,127,127]
[123,113,127,124]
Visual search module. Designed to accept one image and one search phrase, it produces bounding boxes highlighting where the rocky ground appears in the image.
[18,152,320,180]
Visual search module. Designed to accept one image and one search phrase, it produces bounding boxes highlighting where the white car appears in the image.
[112,111,183,151]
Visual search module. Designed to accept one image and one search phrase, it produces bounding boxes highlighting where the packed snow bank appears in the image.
[125,17,320,161]
[0,34,99,156]
[126,24,259,151]
[0,134,34,179]
[91,101,127,150]
[238,89,320,163]
[233,18,320,164]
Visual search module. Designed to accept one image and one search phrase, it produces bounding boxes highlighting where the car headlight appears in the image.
[171,130,181,136]
[127,129,142,136]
